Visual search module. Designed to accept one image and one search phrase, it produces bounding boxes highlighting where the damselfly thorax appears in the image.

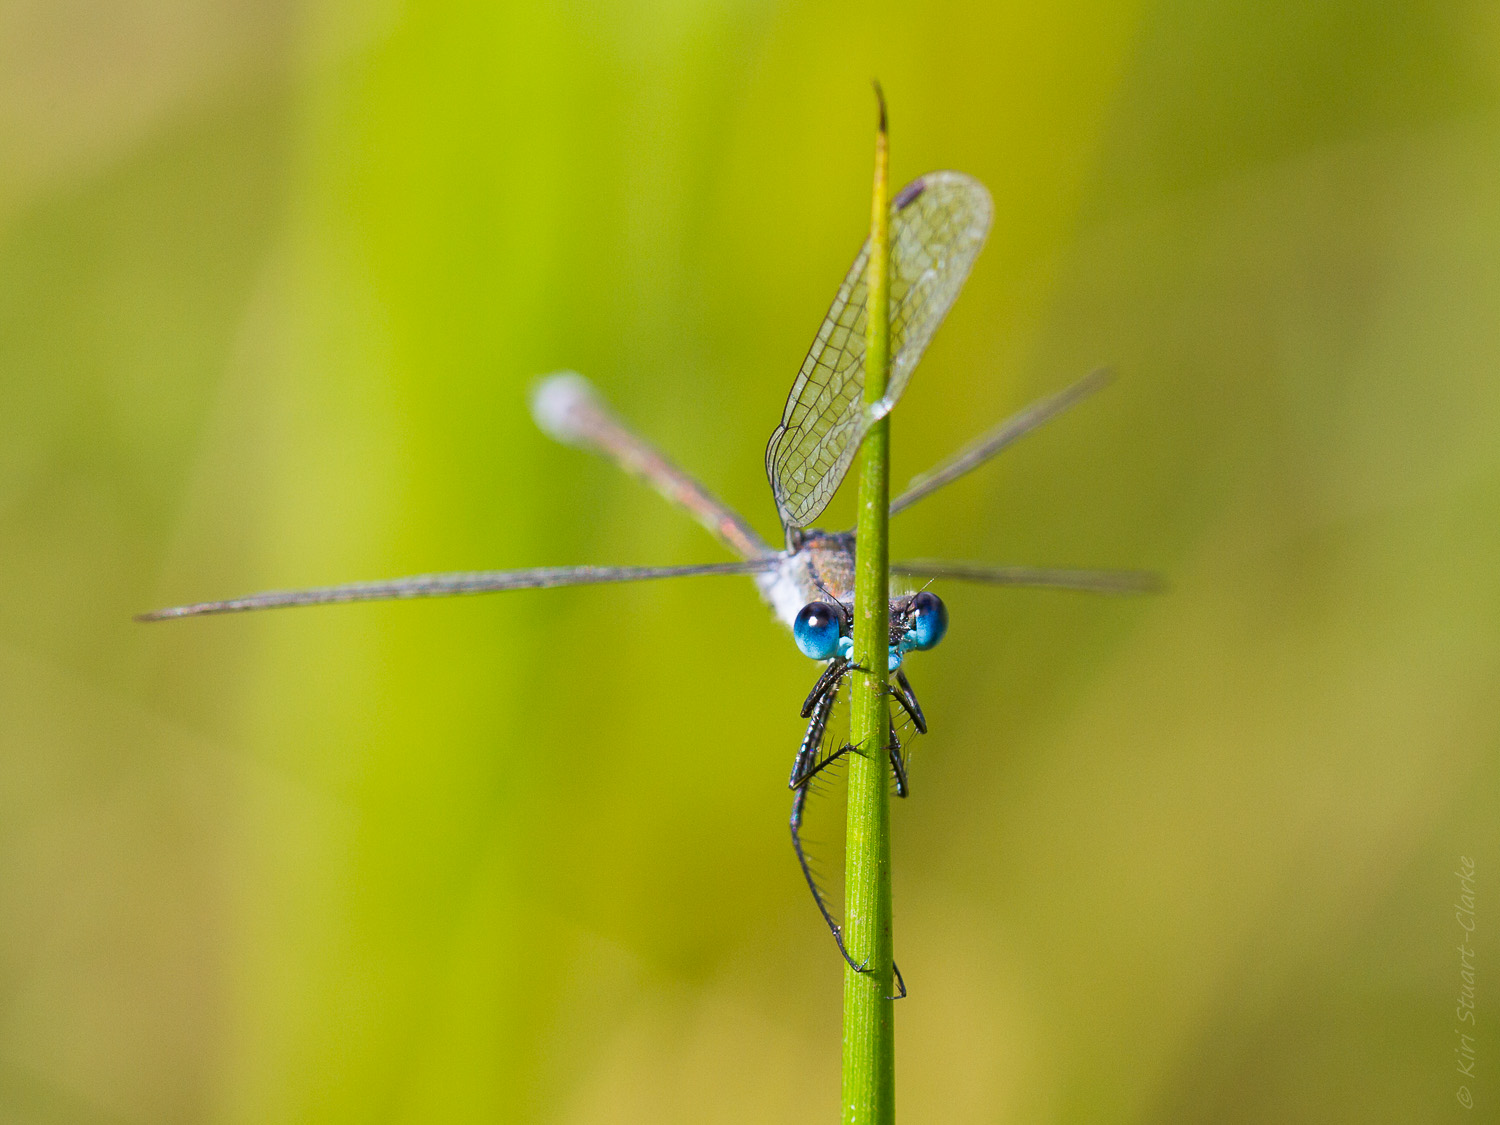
[759,530,857,626]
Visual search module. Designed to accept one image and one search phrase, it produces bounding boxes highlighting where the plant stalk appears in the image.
[841,83,895,1125]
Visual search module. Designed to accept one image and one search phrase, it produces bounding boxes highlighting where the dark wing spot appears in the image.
[892,177,926,211]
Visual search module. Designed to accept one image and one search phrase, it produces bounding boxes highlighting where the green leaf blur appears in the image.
[2,1,1496,1122]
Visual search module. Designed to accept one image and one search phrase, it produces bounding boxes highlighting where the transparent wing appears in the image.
[532,372,772,560]
[136,558,779,621]
[766,172,993,531]
[892,561,1163,594]
[889,368,1113,516]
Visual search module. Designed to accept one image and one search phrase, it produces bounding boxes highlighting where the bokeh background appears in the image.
[3,1,1498,1121]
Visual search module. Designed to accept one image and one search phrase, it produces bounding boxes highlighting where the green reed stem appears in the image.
[841,84,895,1125]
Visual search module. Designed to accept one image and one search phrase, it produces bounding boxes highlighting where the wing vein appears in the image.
[766,172,992,531]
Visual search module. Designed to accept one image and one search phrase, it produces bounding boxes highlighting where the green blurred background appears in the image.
[3,1,1498,1121]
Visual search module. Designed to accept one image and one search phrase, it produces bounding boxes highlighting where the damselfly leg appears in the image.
[788,660,919,987]
[891,667,926,734]
[887,717,910,799]
[789,663,861,969]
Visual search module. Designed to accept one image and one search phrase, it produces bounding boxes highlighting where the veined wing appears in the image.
[892,561,1162,594]
[888,368,1113,516]
[137,559,779,620]
[766,171,992,532]
[532,373,772,560]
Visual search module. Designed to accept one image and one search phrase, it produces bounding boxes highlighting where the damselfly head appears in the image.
[792,590,948,671]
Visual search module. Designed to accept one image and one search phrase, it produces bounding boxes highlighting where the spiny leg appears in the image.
[789,665,917,984]
[892,667,926,733]
[790,769,867,974]
[788,727,906,983]
[790,663,848,786]
[875,714,911,997]
[801,658,848,719]
[791,742,853,791]
[788,720,912,993]
[888,720,909,799]
[886,688,914,996]
[788,671,871,975]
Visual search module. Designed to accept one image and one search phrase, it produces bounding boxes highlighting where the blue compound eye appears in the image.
[793,601,843,660]
[904,591,948,651]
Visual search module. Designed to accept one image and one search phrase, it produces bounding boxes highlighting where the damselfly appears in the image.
[140,171,1156,977]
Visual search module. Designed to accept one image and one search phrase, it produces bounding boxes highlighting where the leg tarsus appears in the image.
[887,961,907,1000]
